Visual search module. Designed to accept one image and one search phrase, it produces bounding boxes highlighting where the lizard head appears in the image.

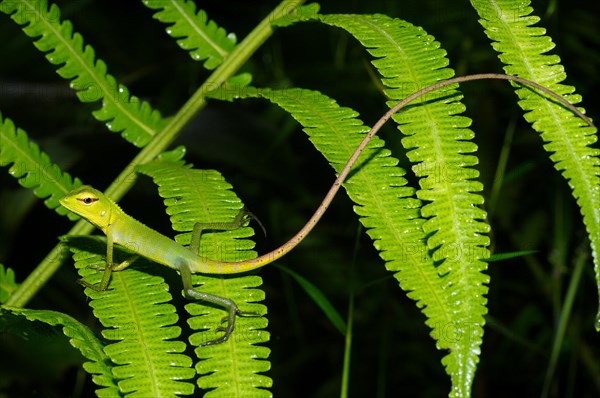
[60,186,122,232]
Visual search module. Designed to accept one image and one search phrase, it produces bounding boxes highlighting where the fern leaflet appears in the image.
[0,0,167,147]
[0,113,81,219]
[143,0,236,69]
[317,15,491,396]
[138,159,271,397]
[235,11,493,395]
[209,81,455,388]
[470,0,600,325]
[66,236,196,397]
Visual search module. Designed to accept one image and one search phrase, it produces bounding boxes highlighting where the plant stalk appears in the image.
[5,0,305,308]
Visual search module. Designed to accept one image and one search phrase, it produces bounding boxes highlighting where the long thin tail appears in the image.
[193,73,595,275]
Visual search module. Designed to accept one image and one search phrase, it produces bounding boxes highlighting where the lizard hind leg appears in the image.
[179,263,259,347]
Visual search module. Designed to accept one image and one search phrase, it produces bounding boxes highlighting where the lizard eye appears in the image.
[78,196,98,205]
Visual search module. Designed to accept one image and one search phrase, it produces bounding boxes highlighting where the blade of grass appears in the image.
[487,250,539,262]
[341,294,354,398]
[341,222,362,398]
[541,244,588,397]
[274,264,346,335]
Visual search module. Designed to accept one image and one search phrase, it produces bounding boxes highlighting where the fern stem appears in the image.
[103,0,306,202]
[5,0,305,308]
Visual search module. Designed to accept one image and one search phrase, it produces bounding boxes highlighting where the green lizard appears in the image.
[60,186,265,346]
[60,74,594,346]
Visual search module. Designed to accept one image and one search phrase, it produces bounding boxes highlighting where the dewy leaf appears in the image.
[66,238,196,397]
[138,161,271,397]
[469,0,600,327]
[251,11,491,395]
[143,0,237,69]
[208,83,456,391]
[0,113,81,219]
[276,264,346,335]
[315,14,491,397]
[0,0,167,147]
[154,145,188,165]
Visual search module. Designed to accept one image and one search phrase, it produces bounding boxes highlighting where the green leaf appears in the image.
[155,145,188,164]
[0,0,167,147]
[66,237,196,397]
[138,161,272,397]
[209,82,459,393]
[487,250,538,262]
[469,0,600,327]
[211,12,493,395]
[0,113,81,219]
[143,0,237,69]
[271,3,320,27]
[276,264,346,335]
[316,14,491,396]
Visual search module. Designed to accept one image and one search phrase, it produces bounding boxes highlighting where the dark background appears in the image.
[1,0,599,397]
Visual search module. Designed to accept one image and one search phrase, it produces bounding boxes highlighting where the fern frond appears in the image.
[0,0,167,147]
[317,15,491,396]
[138,160,271,397]
[208,83,454,385]
[0,265,18,304]
[67,237,196,397]
[0,113,81,219]
[470,0,600,325]
[188,275,271,397]
[252,12,492,395]
[0,306,119,397]
[143,0,236,69]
